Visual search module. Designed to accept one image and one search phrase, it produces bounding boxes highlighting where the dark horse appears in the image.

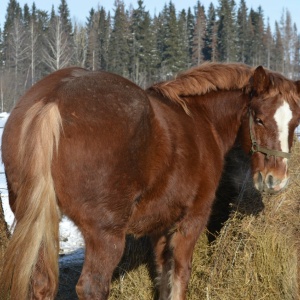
[1,63,300,300]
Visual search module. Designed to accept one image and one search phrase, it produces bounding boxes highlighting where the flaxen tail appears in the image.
[0,101,62,299]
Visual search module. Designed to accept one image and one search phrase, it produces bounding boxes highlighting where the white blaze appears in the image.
[274,101,292,153]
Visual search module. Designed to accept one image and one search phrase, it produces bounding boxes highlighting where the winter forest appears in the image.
[0,0,299,111]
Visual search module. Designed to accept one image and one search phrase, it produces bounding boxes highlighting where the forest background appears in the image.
[0,0,299,111]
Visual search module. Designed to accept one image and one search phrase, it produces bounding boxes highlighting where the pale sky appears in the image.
[0,0,299,32]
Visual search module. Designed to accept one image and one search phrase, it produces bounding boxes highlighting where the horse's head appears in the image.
[241,66,300,193]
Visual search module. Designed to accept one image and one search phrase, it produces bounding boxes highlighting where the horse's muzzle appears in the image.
[253,171,289,194]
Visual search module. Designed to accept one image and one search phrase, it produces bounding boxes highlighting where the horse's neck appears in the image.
[147,89,249,156]
[194,91,249,154]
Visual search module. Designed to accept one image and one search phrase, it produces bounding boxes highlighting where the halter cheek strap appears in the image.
[249,111,291,159]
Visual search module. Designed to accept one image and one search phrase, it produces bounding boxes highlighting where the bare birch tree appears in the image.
[86,10,100,71]
[9,18,29,105]
[27,18,40,86]
[73,22,88,68]
[43,16,73,71]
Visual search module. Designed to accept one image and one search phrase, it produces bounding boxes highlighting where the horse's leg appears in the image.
[167,228,201,300]
[152,231,198,300]
[75,228,126,300]
[151,233,171,299]
[153,199,213,300]
[168,200,213,300]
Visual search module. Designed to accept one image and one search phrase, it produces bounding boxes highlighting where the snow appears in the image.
[0,113,85,255]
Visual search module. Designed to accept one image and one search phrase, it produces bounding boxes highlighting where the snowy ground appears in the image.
[0,113,85,255]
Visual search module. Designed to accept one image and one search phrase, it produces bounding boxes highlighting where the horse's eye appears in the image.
[255,118,264,126]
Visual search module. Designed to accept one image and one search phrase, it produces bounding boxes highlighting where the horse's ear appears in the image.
[251,66,271,95]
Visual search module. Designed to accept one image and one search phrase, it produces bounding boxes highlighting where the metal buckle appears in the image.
[250,142,258,155]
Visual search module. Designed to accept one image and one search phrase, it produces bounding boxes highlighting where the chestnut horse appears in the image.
[1,63,300,300]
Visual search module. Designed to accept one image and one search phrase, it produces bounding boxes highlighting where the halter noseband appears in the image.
[249,111,291,159]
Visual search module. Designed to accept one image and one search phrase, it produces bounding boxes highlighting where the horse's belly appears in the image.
[127,188,195,237]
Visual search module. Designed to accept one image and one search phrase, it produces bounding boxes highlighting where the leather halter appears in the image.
[249,111,291,159]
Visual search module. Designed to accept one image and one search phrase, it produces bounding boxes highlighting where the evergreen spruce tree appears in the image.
[108,0,130,77]
[58,0,74,63]
[3,0,22,71]
[129,0,149,84]
[148,14,163,82]
[265,21,273,69]
[144,13,160,85]
[154,7,167,78]
[129,1,159,86]
[186,8,195,65]
[178,9,190,68]
[86,7,110,71]
[217,0,237,62]
[86,7,94,28]
[293,27,300,78]
[58,0,72,33]
[244,8,254,65]
[249,7,266,66]
[3,0,22,34]
[236,0,248,63]
[192,2,206,65]
[160,2,185,76]
[33,8,49,79]
[273,21,284,73]
[23,4,31,27]
[50,5,56,21]
[98,8,110,71]
[203,3,217,61]
[2,0,29,105]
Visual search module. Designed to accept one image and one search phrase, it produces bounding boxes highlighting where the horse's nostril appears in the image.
[255,172,264,191]
[258,172,263,184]
[267,174,274,187]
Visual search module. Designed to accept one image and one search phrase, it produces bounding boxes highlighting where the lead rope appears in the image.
[249,111,291,159]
